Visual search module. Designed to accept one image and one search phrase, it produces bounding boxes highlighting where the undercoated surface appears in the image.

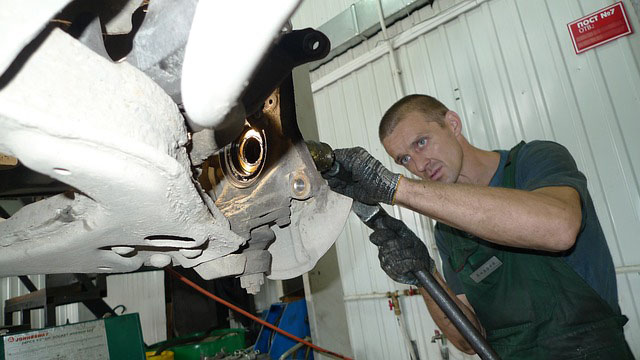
[294,0,640,358]
[269,188,352,280]
[126,0,197,103]
[0,0,71,75]
[0,29,244,275]
[102,0,142,35]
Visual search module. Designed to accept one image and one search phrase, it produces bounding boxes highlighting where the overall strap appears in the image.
[502,141,526,189]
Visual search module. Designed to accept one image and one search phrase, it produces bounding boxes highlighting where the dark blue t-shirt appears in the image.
[436,140,620,312]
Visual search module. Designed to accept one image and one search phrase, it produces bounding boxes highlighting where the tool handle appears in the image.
[413,270,500,360]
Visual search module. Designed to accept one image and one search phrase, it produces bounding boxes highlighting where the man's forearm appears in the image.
[395,177,581,251]
[420,271,483,355]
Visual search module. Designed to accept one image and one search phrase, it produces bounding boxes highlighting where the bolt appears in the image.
[293,178,306,194]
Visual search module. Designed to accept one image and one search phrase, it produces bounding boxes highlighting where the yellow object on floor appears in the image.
[146,350,174,360]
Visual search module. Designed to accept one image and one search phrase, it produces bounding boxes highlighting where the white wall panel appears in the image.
[292,0,357,30]
[298,0,640,358]
[104,271,166,345]
[253,278,283,314]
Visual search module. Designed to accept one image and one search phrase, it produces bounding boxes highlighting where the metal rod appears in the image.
[279,336,311,360]
[375,0,405,97]
[414,270,499,360]
[343,290,418,302]
[351,201,499,360]
[615,264,640,274]
[18,276,37,292]
[393,298,420,360]
[343,292,392,301]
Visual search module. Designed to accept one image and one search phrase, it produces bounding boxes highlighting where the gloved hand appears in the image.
[369,214,435,285]
[323,146,401,205]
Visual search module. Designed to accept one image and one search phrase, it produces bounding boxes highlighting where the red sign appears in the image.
[567,2,633,54]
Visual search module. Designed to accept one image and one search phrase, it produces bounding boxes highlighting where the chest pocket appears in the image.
[437,223,540,334]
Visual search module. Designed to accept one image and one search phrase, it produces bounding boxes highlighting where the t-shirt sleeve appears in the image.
[516,141,589,232]
[435,228,465,295]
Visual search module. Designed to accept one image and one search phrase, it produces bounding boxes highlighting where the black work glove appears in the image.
[323,146,401,205]
[369,215,435,286]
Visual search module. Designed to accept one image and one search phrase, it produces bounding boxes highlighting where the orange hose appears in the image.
[165,267,353,360]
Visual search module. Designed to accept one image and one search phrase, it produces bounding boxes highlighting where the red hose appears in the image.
[165,267,353,360]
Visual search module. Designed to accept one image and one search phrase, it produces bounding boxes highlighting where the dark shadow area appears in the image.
[165,267,260,345]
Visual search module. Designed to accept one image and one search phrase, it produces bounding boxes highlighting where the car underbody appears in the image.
[0,0,351,294]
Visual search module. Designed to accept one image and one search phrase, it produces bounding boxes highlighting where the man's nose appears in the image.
[413,153,430,173]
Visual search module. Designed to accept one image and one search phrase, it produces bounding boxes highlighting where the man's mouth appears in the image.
[429,166,442,181]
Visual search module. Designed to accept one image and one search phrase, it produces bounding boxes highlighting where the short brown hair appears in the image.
[379,94,449,141]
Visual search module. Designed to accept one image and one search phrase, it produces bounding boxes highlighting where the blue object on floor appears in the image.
[254,299,313,359]
[254,304,285,354]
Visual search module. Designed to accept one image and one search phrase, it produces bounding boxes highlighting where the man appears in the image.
[324,95,633,359]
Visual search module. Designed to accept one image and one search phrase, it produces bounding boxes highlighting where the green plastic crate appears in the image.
[148,328,246,360]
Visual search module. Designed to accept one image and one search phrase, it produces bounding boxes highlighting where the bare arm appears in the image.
[420,270,483,354]
[395,178,582,251]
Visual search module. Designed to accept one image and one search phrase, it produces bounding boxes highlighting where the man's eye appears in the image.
[400,155,411,165]
[417,138,427,147]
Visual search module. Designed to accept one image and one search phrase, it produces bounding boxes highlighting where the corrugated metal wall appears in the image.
[294,0,640,358]
[103,271,166,345]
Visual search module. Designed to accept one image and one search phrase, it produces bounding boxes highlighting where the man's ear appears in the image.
[445,111,462,136]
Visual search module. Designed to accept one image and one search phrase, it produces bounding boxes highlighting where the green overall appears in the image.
[437,142,633,359]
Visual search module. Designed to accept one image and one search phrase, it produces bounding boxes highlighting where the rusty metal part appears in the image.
[210,82,317,239]
[237,129,264,174]
[221,126,267,188]
[199,76,351,281]
[0,154,18,169]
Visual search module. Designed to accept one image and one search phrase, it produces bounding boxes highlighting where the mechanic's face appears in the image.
[382,111,463,183]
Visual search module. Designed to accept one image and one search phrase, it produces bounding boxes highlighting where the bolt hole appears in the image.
[53,168,71,176]
[242,137,262,165]
[311,40,320,51]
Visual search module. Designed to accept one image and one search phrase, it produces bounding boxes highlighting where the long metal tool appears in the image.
[306,141,500,360]
[352,201,499,360]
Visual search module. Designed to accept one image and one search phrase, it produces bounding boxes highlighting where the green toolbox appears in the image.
[1,313,145,359]
[147,328,246,360]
